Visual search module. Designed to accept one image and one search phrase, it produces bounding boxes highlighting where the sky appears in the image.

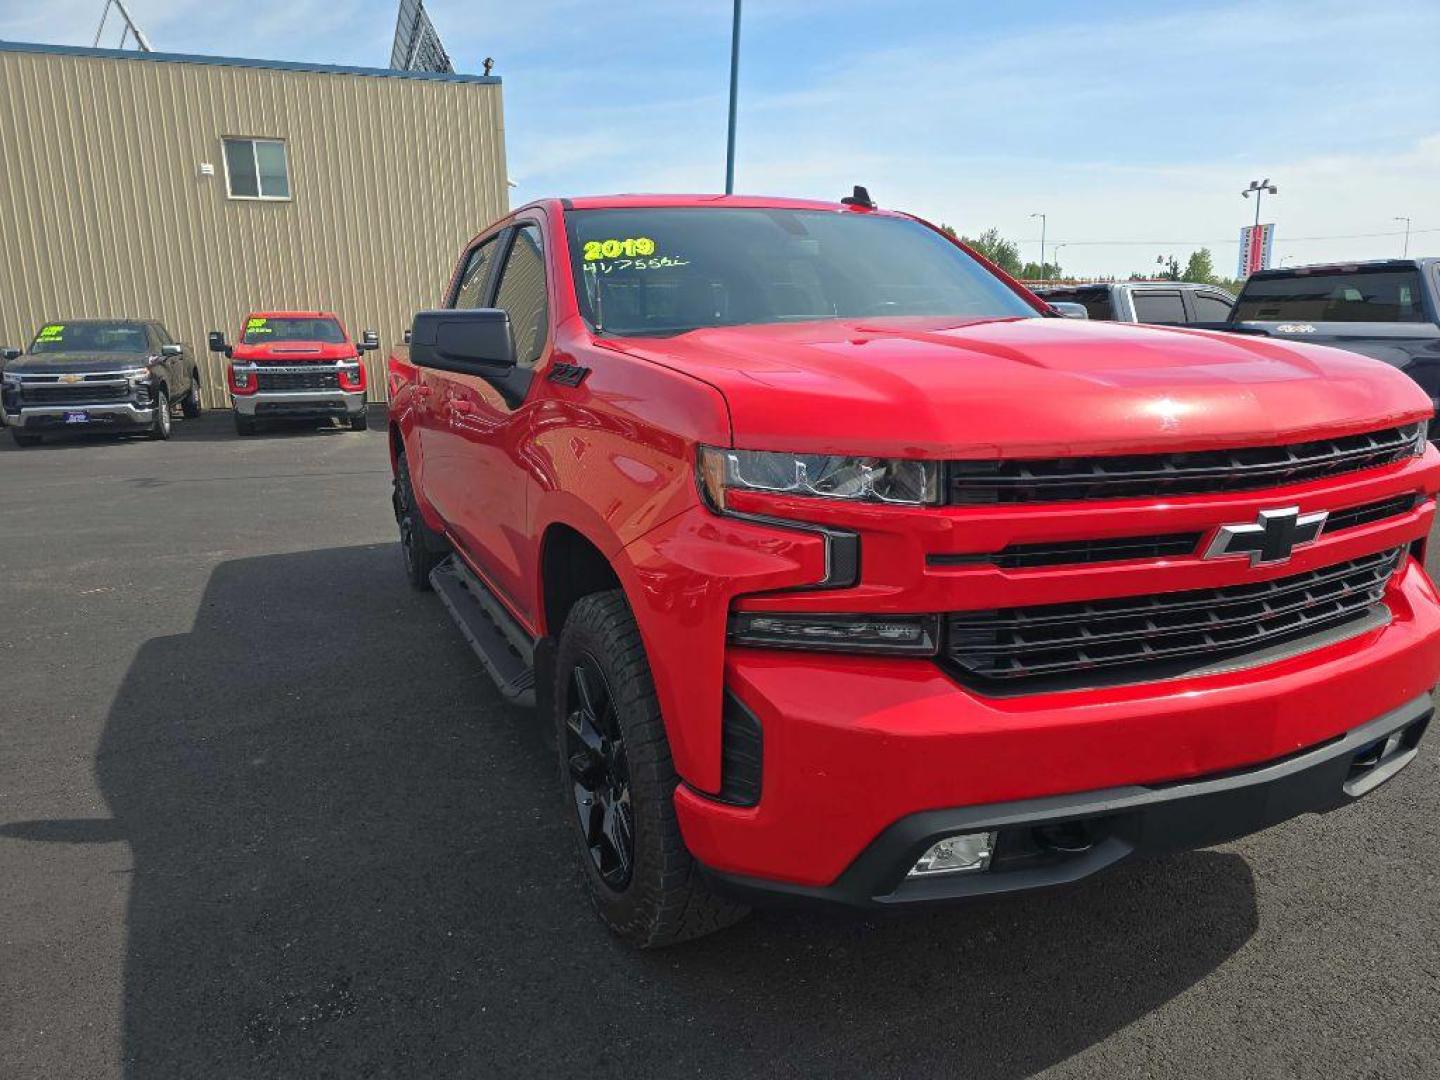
[3,0,1438,278]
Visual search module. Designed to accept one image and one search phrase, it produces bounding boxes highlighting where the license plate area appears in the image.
[64,411,90,424]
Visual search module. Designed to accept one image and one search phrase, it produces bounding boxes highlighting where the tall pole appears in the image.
[1254,190,1262,228]
[724,0,742,195]
[1031,212,1047,271]
[1395,216,1412,258]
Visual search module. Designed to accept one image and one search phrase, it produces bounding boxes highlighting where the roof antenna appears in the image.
[841,185,875,209]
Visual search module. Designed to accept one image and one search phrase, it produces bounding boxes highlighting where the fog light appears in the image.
[907,831,996,877]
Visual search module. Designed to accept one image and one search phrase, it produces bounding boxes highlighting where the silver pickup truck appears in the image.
[1,319,203,447]
[1031,281,1236,325]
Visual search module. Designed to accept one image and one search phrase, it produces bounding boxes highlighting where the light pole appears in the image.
[1394,216,1412,258]
[1050,242,1066,279]
[1030,212,1047,272]
[724,0,742,195]
[1241,178,1277,228]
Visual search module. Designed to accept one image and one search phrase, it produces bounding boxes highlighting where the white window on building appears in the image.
[222,138,291,200]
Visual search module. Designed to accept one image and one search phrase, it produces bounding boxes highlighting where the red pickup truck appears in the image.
[387,192,1440,947]
[208,311,377,434]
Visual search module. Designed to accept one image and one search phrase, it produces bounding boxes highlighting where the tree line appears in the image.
[940,225,1241,290]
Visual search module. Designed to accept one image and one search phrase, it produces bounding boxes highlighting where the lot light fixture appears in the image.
[1242,178,1277,227]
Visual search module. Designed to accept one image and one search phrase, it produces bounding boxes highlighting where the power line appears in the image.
[1049,226,1439,248]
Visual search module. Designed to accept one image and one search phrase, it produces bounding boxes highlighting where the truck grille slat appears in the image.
[21,384,131,405]
[945,549,1401,687]
[948,424,1419,504]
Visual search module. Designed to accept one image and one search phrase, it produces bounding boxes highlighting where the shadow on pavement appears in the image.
[9,544,1259,1078]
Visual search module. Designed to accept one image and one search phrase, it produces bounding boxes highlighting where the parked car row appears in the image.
[0,311,377,446]
[1031,280,1237,324]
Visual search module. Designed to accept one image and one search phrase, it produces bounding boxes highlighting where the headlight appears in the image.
[120,367,152,381]
[698,446,940,510]
[2,370,21,384]
[728,611,939,655]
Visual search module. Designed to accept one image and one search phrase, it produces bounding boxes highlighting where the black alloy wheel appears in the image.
[565,654,635,890]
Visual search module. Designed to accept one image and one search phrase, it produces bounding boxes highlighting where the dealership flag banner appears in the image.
[1237,223,1275,278]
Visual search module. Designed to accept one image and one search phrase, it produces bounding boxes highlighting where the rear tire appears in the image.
[149,389,172,440]
[234,413,257,436]
[352,410,369,432]
[10,430,41,448]
[393,445,447,590]
[182,373,203,419]
[554,591,748,948]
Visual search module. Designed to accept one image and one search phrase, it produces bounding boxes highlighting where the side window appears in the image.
[492,224,549,368]
[451,235,501,309]
[1192,294,1234,322]
[153,324,174,346]
[1133,291,1186,324]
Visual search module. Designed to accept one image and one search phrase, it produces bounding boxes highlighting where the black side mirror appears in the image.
[359,329,379,353]
[207,330,232,358]
[411,309,515,374]
[1,347,20,362]
[410,309,530,407]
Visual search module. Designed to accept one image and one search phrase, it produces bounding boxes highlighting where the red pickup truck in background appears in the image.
[208,311,378,435]
[386,192,1440,948]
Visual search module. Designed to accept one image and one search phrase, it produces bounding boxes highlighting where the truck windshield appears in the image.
[29,321,147,354]
[243,317,346,344]
[1233,269,1429,324]
[565,208,1037,335]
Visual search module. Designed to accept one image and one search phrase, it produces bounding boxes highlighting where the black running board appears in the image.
[430,557,536,705]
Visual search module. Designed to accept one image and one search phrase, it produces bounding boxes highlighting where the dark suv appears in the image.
[2,319,203,447]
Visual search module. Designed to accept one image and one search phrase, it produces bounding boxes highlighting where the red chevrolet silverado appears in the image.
[208,311,378,434]
[386,192,1440,948]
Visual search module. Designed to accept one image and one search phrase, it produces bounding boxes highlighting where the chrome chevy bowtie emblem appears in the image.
[58,373,82,384]
[1203,506,1328,566]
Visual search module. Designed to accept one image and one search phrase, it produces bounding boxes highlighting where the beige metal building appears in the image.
[0,40,507,405]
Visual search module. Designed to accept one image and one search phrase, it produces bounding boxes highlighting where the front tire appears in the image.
[182,372,203,419]
[149,389,172,440]
[352,411,369,432]
[554,591,748,948]
[392,445,447,590]
[234,413,257,436]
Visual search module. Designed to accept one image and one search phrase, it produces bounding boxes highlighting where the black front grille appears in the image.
[255,367,340,392]
[948,424,1420,505]
[944,549,1401,690]
[23,383,131,405]
[1323,494,1419,533]
[931,532,1203,569]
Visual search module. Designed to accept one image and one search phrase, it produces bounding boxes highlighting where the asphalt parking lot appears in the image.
[2,411,1439,1079]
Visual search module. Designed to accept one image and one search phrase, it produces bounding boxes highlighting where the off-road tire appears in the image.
[10,430,41,448]
[392,446,447,590]
[182,373,203,419]
[554,590,749,948]
[149,389,172,440]
[234,413,257,436]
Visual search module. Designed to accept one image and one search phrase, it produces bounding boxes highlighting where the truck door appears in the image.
[418,231,505,536]
[444,220,551,621]
[1132,290,1187,325]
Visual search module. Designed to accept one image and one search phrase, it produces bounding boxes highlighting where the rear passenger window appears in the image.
[1133,291,1186,324]
[1192,294,1233,322]
[493,224,549,368]
[452,236,501,309]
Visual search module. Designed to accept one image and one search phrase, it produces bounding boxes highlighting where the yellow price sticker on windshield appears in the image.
[583,237,657,261]
[246,317,268,329]
[37,324,65,339]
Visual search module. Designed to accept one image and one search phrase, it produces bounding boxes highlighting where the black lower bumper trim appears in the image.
[701,693,1433,910]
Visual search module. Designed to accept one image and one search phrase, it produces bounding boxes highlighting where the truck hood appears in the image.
[1229,321,1440,399]
[605,316,1432,458]
[4,352,152,374]
[232,341,356,362]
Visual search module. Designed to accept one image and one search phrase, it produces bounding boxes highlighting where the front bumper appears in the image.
[702,692,1432,908]
[673,560,1440,897]
[233,389,367,418]
[5,403,155,430]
